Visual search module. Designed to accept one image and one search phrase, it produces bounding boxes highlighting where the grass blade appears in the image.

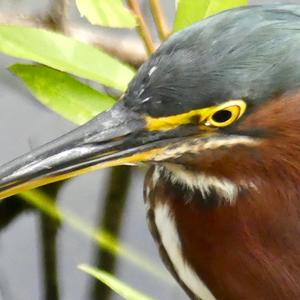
[79,264,154,300]
[18,189,171,284]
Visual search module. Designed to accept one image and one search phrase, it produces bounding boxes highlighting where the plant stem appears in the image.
[127,0,155,55]
[40,212,60,300]
[90,166,131,300]
[39,184,62,300]
[0,196,30,229]
[149,0,169,41]
[47,0,69,33]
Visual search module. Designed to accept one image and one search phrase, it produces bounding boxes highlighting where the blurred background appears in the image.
[0,0,298,299]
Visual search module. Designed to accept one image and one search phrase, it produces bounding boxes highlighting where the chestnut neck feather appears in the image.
[148,91,300,299]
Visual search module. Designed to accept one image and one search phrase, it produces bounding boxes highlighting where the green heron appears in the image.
[1,3,300,299]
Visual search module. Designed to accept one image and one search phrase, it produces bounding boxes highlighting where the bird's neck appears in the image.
[148,159,300,299]
[146,91,300,299]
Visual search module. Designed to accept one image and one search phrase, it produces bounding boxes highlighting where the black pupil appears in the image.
[212,110,232,123]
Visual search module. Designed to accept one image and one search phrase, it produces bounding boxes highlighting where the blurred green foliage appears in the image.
[10,64,115,125]
[174,0,247,32]
[0,25,134,91]
[79,264,154,300]
[76,0,136,28]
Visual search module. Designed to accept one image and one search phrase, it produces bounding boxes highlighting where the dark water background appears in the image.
[0,0,297,299]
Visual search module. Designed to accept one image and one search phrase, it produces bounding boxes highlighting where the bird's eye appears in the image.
[211,110,232,123]
[206,100,246,128]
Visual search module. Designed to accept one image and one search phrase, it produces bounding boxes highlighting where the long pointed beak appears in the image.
[0,101,198,200]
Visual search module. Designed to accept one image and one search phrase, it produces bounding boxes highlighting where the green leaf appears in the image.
[79,264,154,300]
[204,0,247,19]
[10,64,115,125]
[0,25,135,91]
[76,0,136,28]
[173,0,247,32]
[173,1,210,32]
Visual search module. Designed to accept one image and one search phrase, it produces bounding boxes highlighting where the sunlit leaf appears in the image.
[19,189,171,284]
[10,64,115,125]
[204,0,247,19]
[173,1,209,32]
[79,264,154,300]
[0,25,135,91]
[76,0,136,28]
[173,0,247,32]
